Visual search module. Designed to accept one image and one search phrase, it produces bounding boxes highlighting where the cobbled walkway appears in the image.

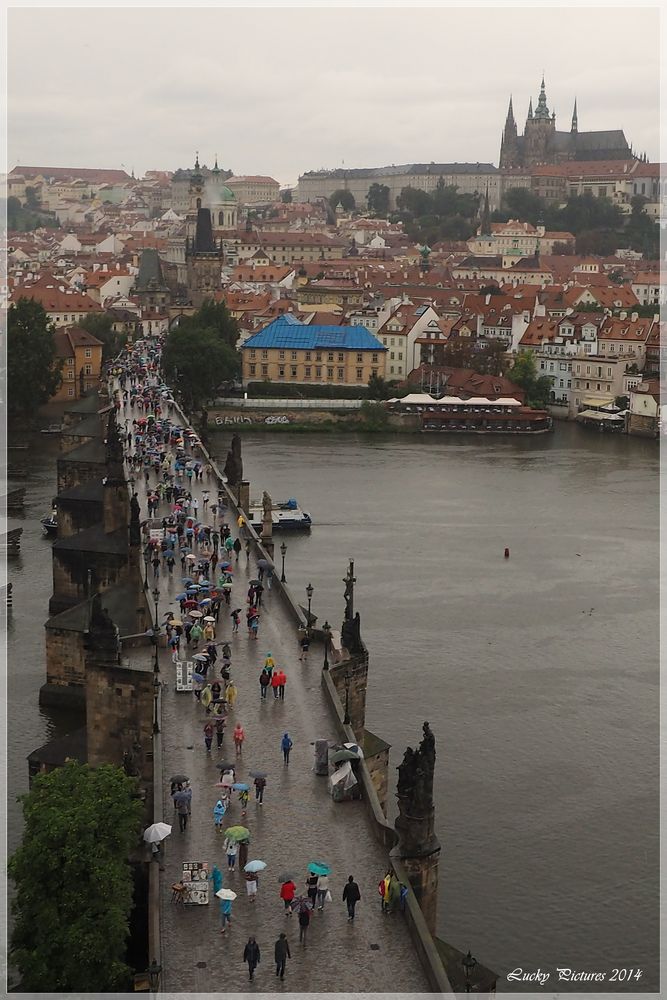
[121,388,429,993]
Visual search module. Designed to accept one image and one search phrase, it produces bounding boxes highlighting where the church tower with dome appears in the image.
[206,156,238,230]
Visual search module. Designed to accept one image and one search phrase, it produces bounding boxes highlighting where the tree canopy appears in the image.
[392,180,480,244]
[366,183,390,218]
[508,350,552,408]
[79,312,128,361]
[9,760,144,992]
[329,189,356,212]
[7,299,63,418]
[6,195,60,232]
[161,299,241,410]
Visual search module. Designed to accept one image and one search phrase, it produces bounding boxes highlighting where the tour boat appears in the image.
[41,423,62,435]
[40,509,58,537]
[247,497,312,531]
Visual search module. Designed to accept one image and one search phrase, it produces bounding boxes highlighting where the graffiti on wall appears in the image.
[215,415,291,426]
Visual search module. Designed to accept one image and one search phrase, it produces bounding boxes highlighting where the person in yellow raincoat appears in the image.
[225,680,238,708]
[204,621,215,642]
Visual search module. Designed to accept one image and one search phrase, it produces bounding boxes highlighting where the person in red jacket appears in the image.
[279,879,296,915]
[276,669,287,700]
[270,669,281,700]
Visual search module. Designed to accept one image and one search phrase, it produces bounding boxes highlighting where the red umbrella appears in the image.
[183,599,198,609]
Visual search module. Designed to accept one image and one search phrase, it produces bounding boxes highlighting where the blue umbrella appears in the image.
[181,577,194,584]
[199,579,211,586]
[308,861,331,876]
[244,860,267,874]
[175,593,187,601]
[187,585,200,593]
[199,598,212,606]
[232,782,249,791]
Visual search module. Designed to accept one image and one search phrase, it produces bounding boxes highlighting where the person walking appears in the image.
[239,787,249,817]
[176,796,189,833]
[277,669,287,700]
[213,798,226,832]
[245,869,258,904]
[233,722,245,756]
[379,870,391,913]
[203,721,214,753]
[270,669,280,700]
[280,879,296,914]
[298,631,310,661]
[281,732,293,765]
[219,895,233,934]
[215,716,225,750]
[231,608,240,633]
[224,836,238,872]
[274,934,291,981]
[316,873,329,911]
[225,679,238,708]
[298,905,311,946]
[254,774,266,805]
[243,937,260,981]
[306,871,318,909]
[259,668,271,700]
[233,537,242,562]
[343,875,361,922]
[238,838,249,871]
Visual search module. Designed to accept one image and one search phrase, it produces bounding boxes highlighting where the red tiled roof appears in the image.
[10,165,131,184]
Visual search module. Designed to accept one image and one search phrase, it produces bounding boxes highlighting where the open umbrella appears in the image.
[249,770,267,779]
[232,782,249,791]
[213,778,234,788]
[169,773,189,784]
[203,615,216,622]
[199,599,213,607]
[220,561,232,570]
[183,599,198,609]
[224,825,251,841]
[181,577,194,585]
[248,579,260,587]
[170,618,183,627]
[257,558,269,570]
[193,653,208,661]
[218,761,236,772]
[291,895,312,913]
[308,861,331,876]
[185,553,197,562]
[199,579,211,586]
[143,822,172,843]
[189,610,203,618]
[175,593,187,601]
[244,860,267,874]
[215,888,237,900]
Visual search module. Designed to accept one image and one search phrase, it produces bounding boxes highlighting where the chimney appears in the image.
[619,311,627,320]
[630,311,638,322]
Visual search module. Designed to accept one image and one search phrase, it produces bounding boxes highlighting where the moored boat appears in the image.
[41,509,58,537]
[247,497,312,531]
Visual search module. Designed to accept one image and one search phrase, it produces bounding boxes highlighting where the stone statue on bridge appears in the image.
[341,611,363,655]
[396,721,436,819]
[88,593,120,656]
[129,493,141,547]
[224,433,243,488]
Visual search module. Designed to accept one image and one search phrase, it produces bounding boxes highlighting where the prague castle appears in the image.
[499,78,633,169]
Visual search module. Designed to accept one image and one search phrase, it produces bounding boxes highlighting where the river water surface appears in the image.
[7,422,659,991]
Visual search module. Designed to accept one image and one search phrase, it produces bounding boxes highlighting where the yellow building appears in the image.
[241,317,386,387]
[52,326,104,401]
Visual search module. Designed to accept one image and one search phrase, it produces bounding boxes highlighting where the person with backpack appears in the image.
[298,905,311,946]
[281,732,293,765]
[243,937,260,981]
[274,934,291,981]
[259,668,271,700]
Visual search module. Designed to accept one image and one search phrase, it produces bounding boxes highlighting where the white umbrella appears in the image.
[185,553,197,562]
[189,610,203,618]
[203,615,216,622]
[216,888,237,900]
[143,822,172,843]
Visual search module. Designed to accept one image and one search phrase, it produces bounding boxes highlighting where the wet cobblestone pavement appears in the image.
[125,396,429,993]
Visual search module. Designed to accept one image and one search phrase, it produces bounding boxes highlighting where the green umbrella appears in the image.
[224,825,251,842]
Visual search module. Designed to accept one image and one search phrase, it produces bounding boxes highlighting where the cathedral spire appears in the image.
[479,185,491,237]
[505,95,516,129]
[534,75,550,120]
[571,98,578,134]
[527,97,533,120]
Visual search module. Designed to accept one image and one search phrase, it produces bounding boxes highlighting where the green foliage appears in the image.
[7,195,60,232]
[426,339,508,376]
[496,187,547,226]
[366,183,390,218]
[80,312,127,361]
[162,299,241,408]
[245,380,371,400]
[7,299,62,417]
[393,183,479,244]
[359,400,390,429]
[8,761,143,992]
[575,228,619,256]
[329,189,356,212]
[367,373,392,399]
[24,186,40,210]
[281,189,293,203]
[509,350,552,408]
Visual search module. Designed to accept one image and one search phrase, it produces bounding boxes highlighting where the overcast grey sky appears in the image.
[8,6,660,186]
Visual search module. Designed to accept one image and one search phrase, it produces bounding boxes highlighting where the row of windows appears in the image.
[247,363,369,382]
[249,349,375,363]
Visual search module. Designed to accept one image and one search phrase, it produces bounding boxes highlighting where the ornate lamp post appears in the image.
[343,668,351,726]
[280,541,287,583]
[152,585,160,674]
[463,950,478,993]
[322,620,331,671]
[143,547,150,591]
[306,582,314,625]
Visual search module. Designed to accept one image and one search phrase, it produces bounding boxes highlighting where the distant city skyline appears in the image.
[8,7,660,186]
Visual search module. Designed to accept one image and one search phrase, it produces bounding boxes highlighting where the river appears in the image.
[7,421,659,991]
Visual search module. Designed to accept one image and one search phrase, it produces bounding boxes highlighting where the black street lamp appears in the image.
[343,669,351,725]
[143,547,150,591]
[148,959,162,992]
[306,582,314,624]
[322,620,331,671]
[152,585,160,673]
[280,541,287,583]
[463,950,478,993]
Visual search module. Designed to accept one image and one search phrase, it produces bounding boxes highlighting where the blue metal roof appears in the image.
[242,318,387,352]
